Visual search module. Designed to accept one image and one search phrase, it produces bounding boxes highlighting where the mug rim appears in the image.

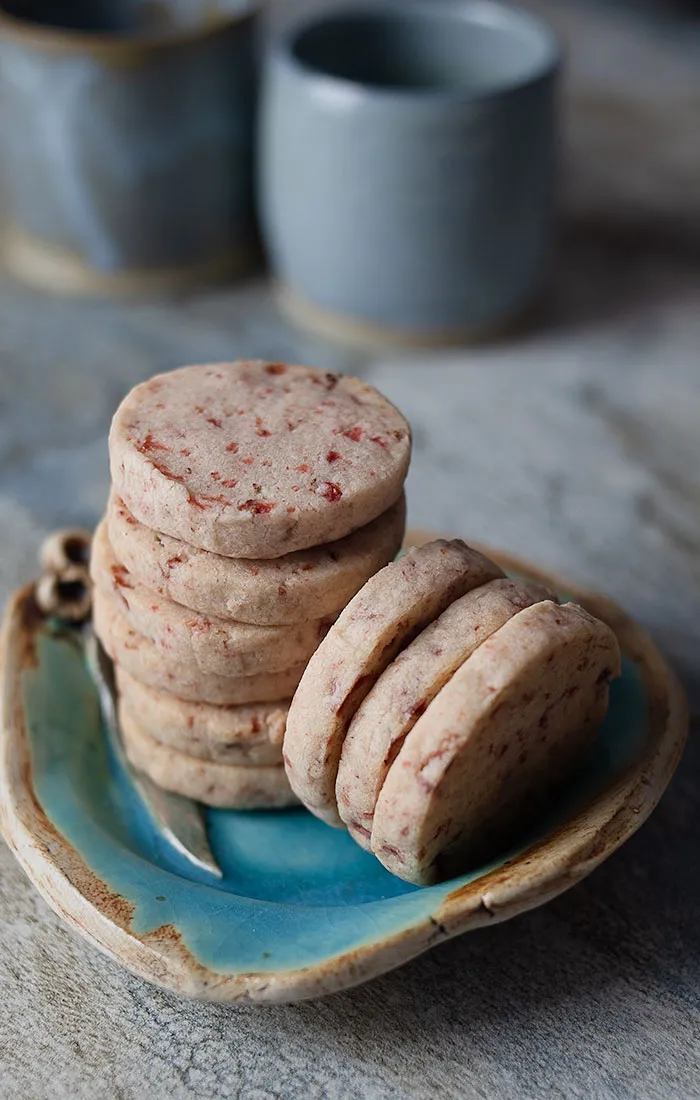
[0,1,258,55]
[272,0,561,105]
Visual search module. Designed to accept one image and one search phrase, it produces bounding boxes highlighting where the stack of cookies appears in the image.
[284,539,622,883]
[91,361,410,809]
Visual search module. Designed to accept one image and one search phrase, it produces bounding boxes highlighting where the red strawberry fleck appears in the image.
[326,450,341,463]
[226,441,239,453]
[152,461,184,483]
[210,472,221,481]
[296,464,310,473]
[343,426,364,442]
[241,457,254,465]
[265,363,287,375]
[135,432,170,454]
[221,479,238,488]
[111,564,132,588]
[238,499,276,515]
[180,448,191,456]
[319,481,342,502]
[312,372,339,389]
[371,435,387,449]
[257,429,271,437]
[207,417,223,428]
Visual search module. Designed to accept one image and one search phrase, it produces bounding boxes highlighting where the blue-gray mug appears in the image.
[0,0,259,296]
[259,1,560,346]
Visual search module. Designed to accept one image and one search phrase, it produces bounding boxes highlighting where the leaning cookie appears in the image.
[116,668,287,766]
[94,591,305,705]
[371,600,621,885]
[91,520,333,677]
[336,578,556,848]
[283,540,504,826]
[120,705,298,809]
[109,361,411,558]
[107,492,406,626]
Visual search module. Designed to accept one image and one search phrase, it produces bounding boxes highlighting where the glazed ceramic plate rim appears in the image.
[0,533,687,1003]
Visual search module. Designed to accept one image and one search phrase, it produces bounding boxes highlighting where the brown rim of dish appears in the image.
[0,3,258,56]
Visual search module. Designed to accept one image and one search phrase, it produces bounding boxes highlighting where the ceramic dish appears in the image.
[0,532,687,1003]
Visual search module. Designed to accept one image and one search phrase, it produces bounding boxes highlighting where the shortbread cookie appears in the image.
[120,706,298,809]
[371,600,621,885]
[336,578,555,848]
[93,591,305,705]
[284,540,504,826]
[91,520,333,676]
[116,668,286,766]
[107,491,406,626]
[109,361,411,558]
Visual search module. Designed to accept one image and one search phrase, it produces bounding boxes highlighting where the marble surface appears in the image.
[1,1,699,1097]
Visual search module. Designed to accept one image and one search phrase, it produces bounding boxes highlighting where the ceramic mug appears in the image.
[0,0,259,295]
[259,0,560,346]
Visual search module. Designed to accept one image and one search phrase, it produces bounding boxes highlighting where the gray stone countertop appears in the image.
[1,2,699,1098]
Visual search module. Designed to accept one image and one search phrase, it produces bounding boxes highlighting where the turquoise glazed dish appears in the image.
[0,540,686,1003]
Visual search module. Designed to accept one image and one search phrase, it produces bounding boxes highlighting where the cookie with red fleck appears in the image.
[106,491,406,626]
[109,361,411,559]
[283,540,505,826]
[93,590,305,705]
[371,600,621,885]
[116,668,287,766]
[336,578,555,849]
[120,705,298,809]
[91,520,333,677]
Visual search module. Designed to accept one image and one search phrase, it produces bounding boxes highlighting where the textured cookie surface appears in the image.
[371,600,622,885]
[336,578,555,848]
[107,492,406,625]
[120,706,298,809]
[91,520,332,676]
[93,590,305,705]
[116,668,287,766]
[283,540,504,826]
[109,361,411,558]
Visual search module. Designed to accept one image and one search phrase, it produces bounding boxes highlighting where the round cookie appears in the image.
[109,361,411,558]
[107,491,406,626]
[371,600,621,885]
[116,668,287,766]
[120,706,298,809]
[91,520,333,676]
[283,540,505,826]
[93,591,305,705]
[336,578,555,848]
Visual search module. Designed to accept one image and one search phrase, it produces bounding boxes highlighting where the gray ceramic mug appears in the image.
[259,1,560,345]
[0,0,259,295]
